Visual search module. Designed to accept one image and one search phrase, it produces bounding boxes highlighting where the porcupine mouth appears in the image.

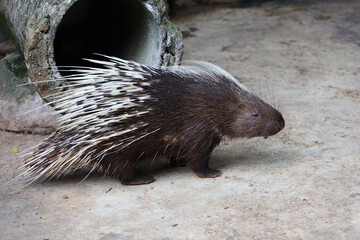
[54,0,162,75]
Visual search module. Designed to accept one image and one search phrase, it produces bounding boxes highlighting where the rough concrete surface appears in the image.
[1,1,359,239]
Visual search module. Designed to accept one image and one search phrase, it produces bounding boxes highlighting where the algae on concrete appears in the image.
[0,52,35,103]
[0,52,57,133]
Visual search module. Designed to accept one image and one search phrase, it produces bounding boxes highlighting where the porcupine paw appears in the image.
[169,158,187,167]
[195,167,222,178]
[121,176,156,185]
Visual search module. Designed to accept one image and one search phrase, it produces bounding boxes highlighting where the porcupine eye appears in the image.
[251,113,260,119]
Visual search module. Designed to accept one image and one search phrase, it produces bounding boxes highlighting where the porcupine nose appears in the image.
[267,113,285,136]
[277,114,285,131]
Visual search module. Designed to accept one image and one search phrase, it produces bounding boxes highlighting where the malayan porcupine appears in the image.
[23,55,285,185]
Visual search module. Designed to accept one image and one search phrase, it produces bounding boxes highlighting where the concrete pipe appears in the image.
[0,0,183,102]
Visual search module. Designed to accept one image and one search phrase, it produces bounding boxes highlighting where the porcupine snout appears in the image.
[266,113,285,137]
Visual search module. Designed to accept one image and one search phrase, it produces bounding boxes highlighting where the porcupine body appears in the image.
[23,55,285,185]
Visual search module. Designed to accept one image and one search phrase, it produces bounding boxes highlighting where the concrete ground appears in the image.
[1,1,359,239]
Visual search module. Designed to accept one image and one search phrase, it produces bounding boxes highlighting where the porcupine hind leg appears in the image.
[122,175,155,185]
[184,137,222,178]
[187,154,222,178]
[104,156,155,185]
[169,157,187,167]
[118,161,155,185]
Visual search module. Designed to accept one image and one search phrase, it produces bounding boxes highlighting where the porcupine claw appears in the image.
[194,167,223,178]
[122,176,155,185]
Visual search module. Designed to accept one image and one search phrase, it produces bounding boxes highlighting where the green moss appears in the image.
[0,53,36,103]
[165,19,180,33]
[5,55,28,78]
[145,0,166,13]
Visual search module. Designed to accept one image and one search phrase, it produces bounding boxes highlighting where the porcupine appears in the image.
[23,55,285,185]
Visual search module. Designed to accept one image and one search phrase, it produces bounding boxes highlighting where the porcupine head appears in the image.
[22,56,285,185]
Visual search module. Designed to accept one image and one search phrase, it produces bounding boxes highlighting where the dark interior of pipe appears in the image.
[54,0,155,74]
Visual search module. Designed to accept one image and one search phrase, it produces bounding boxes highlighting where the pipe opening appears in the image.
[54,0,161,74]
